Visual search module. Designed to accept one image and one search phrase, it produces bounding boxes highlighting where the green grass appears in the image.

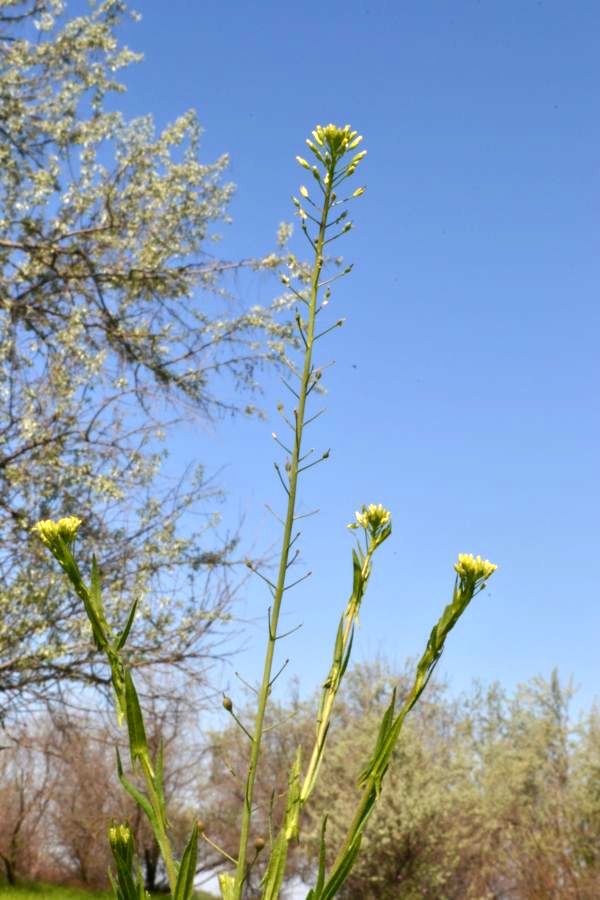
[0,884,215,900]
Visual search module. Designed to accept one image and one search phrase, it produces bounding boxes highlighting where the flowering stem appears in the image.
[316,563,497,898]
[140,756,177,893]
[300,545,374,806]
[233,176,334,898]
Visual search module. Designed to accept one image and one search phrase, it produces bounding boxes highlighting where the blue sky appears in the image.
[111,1,598,712]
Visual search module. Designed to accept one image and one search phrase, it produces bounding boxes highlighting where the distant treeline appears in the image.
[1,664,599,898]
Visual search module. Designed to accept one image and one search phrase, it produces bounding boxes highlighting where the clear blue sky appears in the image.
[112,1,598,711]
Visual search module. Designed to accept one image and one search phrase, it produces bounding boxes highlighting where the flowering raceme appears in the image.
[32,516,82,551]
[454,553,498,585]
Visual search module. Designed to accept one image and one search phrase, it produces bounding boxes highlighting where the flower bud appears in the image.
[352,186,366,198]
[32,516,82,551]
[299,185,309,198]
[296,156,311,170]
[254,836,266,852]
[222,696,233,712]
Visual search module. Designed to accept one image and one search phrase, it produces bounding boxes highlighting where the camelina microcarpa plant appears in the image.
[34,124,497,900]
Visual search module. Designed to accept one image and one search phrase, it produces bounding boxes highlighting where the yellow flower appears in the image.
[32,516,82,550]
[348,503,391,539]
[454,553,497,584]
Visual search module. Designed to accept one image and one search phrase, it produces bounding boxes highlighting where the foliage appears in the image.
[204,664,600,899]
[34,124,498,898]
[3,670,600,897]
[0,0,293,713]
[0,702,211,891]
[0,882,215,899]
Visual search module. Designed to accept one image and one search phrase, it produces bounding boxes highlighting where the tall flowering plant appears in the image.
[34,124,497,899]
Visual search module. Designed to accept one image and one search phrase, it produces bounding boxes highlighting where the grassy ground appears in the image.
[0,884,215,899]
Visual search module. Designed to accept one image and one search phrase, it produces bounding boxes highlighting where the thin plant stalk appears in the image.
[233,156,335,898]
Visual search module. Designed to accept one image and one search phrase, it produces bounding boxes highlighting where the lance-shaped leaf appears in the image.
[124,669,151,771]
[317,834,362,900]
[262,747,302,900]
[154,739,168,828]
[357,687,397,790]
[173,822,198,900]
[115,595,140,651]
[305,816,328,900]
[116,748,155,826]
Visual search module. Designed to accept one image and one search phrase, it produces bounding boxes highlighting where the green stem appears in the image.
[233,177,334,897]
[140,756,178,894]
[300,547,373,805]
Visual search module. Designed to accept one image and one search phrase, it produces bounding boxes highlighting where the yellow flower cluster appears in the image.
[311,124,362,156]
[32,516,82,549]
[349,503,392,534]
[454,553,497,583]
[299,123,367,168]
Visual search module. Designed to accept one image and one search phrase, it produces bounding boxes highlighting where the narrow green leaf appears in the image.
[332,617,344,668]
[115,748,155,826]
[173,822,198,900]
[311,815,328,898]
[115,595,139,651]
[320,834,362,900]
[262,746,302,900]
[357,687,396,788]
[154,739,168,825]
[261,831,287,900]
[90,555,104,616]
[339,627,354,681]
[124,669,149,768]
[284,746,302,841]
[301,720,330,803]
[351,548,362,600]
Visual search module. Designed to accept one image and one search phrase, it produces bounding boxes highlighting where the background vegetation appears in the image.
[1,2,598,898]
[2,665,600,897]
